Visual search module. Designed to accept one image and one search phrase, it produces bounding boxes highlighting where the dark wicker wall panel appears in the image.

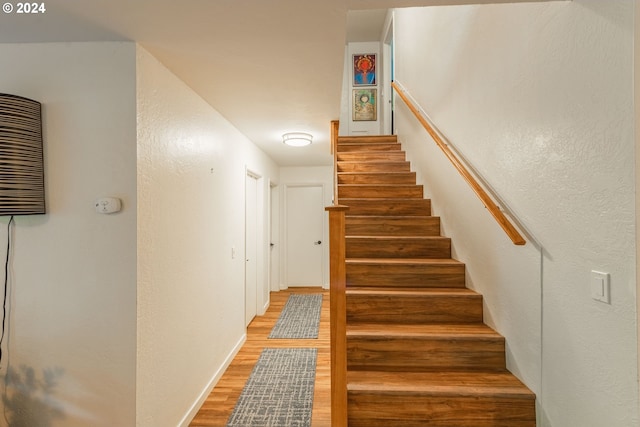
[0,94,45,215]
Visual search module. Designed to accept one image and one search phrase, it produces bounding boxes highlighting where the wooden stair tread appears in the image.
[346,258,463,265]
[338,142,399,146]
[347,371,535,398]
[346,235,448,240]
[338,172,416,179]
[338,171,413,175]
[338,160,409,164]
[347,323,501,338]
[345,215,436,219]
[339,183,420,187]
[338,152,404,155]
[336,150,406,163]
[340,198,430,203]
[346,287,478,297]
[337,143,401,151]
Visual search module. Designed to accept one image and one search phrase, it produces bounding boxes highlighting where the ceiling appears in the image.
[0,0,554,166]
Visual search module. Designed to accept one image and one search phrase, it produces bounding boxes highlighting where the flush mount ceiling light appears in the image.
[282,132,313,147]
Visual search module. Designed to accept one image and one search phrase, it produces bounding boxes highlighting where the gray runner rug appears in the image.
[226,348,318,427]
[268,294,323,339]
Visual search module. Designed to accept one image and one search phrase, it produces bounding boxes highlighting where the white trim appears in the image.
[634,0,640,417]
[381,10,395,135]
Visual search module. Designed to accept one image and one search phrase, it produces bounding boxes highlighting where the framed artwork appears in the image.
[353,54,376,86]
[353,89,377,121]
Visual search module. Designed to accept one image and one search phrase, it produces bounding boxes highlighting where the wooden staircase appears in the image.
[334,135,536,426]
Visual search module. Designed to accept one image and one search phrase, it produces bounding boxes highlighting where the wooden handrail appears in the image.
[325,204,349,427]
[331,120,340,204]
[392,82,526,246]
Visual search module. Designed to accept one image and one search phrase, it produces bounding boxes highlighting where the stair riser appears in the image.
[346,294,483,324]
[346,263,466,288]
[338,152,406,162]
[346,237,451,259]
[340,199,431,216]
[338,136,398,144]
[338,173,416,185]
[337,162,411,173]
[338,143,401,152]
[339,185,423,199]
[346,216,440,236]
[347,337,506,372]
[347,394,536,427]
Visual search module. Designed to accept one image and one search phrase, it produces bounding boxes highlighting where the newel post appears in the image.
[325,204,349,426]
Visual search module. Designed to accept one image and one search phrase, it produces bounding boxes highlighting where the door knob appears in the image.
[314,240,322,245]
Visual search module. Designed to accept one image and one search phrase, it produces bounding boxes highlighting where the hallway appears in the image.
[189,287,331,426]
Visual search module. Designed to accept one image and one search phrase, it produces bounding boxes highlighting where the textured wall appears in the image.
[0,42,138,427]
[136,46,279,426]
[394,1,637,426]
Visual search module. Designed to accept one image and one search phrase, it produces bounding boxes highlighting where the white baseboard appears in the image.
[261,299,270,315]
[178,333,247,427]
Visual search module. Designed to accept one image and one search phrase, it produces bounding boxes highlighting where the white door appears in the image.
[245,173,258,326]
[286,185,324,287]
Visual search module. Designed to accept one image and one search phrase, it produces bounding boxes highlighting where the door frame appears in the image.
[381,10,395,136]
[282,183,328,289]
[245,168,268,325]
[269,180,280,293]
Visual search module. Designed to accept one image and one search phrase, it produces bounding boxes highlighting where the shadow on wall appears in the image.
[2,365,65,427]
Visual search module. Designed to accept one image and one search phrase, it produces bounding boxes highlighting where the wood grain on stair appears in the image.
[347,323,506,372]
[337,151,406,162]
[338,172,417,184]
[346,287,483,324]
[346,236,451,259]
[339,198,431,216]
[345,215,440,236]
[345,258,466,288]
[339,184,423,199]
[331,134,535,426]
[337,142,401,152]
[338,135,398,144]
[337,161,411,173]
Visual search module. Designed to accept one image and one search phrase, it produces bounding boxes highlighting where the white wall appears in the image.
[0,42,138,427]
[0,42,281,427]
[394,1,637,426]
[279,167,333,289]
[136,46,279,426]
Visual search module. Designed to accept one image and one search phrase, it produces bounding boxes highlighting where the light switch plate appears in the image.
[590,271,610,304]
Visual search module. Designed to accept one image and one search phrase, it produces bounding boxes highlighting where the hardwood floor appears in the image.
[189,287,331,427]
